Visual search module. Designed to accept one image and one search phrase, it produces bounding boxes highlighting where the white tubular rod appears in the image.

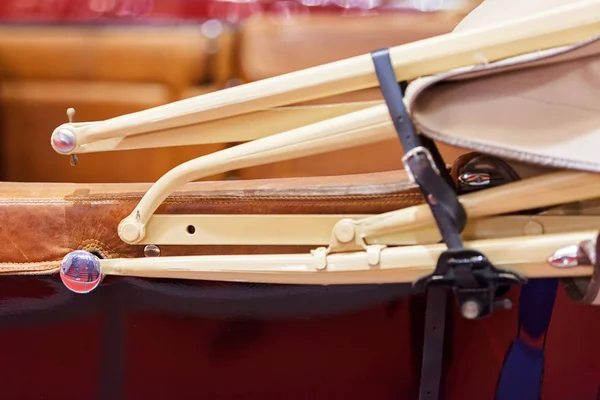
[102,230,596,285]
[118,104,395,243]
[54,1,600,148]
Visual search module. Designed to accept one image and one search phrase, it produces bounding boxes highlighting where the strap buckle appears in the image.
[402,146,440,184]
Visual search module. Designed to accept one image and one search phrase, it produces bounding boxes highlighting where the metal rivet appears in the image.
[144,245,161,257]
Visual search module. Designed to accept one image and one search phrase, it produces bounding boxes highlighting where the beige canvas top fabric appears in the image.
[406,0,600,172]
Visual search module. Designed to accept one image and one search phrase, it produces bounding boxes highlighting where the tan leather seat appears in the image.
[0,170,421,273]
[407,0,600,173]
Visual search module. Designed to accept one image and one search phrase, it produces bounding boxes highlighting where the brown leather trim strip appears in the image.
[0,170,429,275]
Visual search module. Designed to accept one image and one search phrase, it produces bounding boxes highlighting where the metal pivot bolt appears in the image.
[461,299,481,319]
[333,220,355,243]
[118,217,145,244]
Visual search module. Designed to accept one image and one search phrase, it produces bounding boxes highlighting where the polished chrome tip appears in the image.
[51,128,77,154]
[547,240,595,268]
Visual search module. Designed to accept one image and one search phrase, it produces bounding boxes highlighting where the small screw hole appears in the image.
[186,225,196,235]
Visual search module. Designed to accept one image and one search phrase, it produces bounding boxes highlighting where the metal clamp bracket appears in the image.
[413,248,526,319]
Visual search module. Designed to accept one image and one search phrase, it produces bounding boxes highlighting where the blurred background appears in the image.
[0,0,483,184]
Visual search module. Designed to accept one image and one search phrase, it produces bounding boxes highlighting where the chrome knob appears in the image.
[51,128,77,154]
[59,250,103,294]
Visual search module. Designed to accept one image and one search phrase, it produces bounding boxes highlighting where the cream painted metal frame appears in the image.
[50,0,600,285]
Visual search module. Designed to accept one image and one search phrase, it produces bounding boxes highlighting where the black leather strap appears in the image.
[371,48,421,152]
[371,48,468,400]
[418,287,449,400]
[371,48,466,249]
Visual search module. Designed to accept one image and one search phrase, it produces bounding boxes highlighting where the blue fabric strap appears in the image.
[495,278,558,400]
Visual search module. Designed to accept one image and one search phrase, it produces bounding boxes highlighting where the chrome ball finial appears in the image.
[59,250,103,294]
[51,128,77,154]
[51,107,77,155]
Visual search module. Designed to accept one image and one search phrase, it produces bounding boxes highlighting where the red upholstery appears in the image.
[0,277,599,399]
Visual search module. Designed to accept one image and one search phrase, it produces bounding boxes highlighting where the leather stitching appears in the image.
[0,240,122,269]
[79,239,120,259]
[0,194,423,270]
[0,261,60,272]
[0,195,422,205]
